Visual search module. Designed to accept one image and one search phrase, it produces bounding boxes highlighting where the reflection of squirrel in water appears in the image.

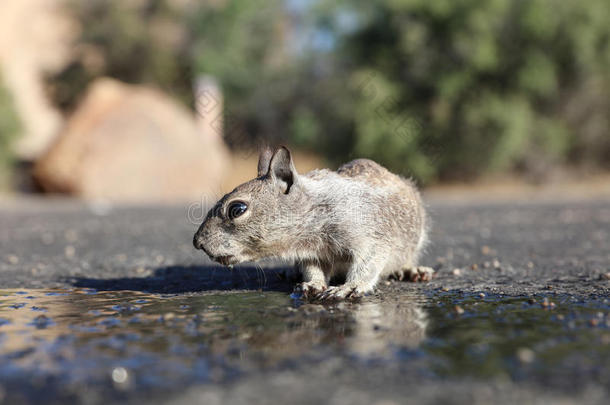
[193,146,434,300]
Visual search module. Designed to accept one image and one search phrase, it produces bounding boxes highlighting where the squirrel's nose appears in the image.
[193,232,214,259]
[193,233,205,250]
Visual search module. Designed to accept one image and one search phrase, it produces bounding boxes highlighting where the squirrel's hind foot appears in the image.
[390,266,435,282]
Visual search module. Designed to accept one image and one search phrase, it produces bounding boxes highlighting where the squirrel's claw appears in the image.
[294,281,327,300]
[315,285,363,302]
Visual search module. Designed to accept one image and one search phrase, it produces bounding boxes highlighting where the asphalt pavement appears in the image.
[0,195,609,404]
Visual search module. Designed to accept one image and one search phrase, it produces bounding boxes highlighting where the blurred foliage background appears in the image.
[43,0,610,184]
[0,75,21,187]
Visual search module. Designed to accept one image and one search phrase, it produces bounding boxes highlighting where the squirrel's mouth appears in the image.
[214,255,238,266]
[195,243,239,266]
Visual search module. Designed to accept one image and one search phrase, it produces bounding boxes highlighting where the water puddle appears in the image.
[0,288,608,402]
[423,292,610,387]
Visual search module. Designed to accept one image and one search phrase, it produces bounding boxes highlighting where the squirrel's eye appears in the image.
[227,201,248,220]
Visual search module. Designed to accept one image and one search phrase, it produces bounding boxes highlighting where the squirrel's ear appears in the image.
[257,146,273,177]
[269,146,298,194]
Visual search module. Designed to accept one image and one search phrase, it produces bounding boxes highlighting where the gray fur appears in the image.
[193,146,432,300]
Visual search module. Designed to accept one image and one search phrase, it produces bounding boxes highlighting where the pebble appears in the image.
[541,298,556,309]
[441,287,449,292]
[527,261,534,269]
[589,319,600,327]
[452,269,461,276]
[600,272,610,280]
[64,229,78,242]
[471,264,479,271]
[41,233,55,245]
[64,245,76,258]
[478,293,486,298]
[481,246,491,255]
[517,347,535,364]
[7,255,19,265]
[453,305,464,315]
[492,259,501,269]
[111,367,129,385]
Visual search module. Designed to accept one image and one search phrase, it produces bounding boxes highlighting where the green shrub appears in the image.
[313,0,610,182]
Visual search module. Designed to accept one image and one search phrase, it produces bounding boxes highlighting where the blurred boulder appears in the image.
[34,78,229,202]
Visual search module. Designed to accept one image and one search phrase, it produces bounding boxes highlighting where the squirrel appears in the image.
[193,146,433,300]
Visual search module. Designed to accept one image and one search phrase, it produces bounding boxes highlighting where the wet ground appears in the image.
[1,197,609,404]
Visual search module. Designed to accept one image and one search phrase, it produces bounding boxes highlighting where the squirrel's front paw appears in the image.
[315,285,364,301]
[294,281,327,299]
